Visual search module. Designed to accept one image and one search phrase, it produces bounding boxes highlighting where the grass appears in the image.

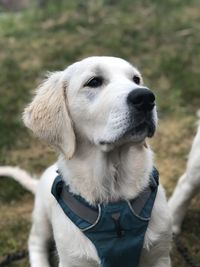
[0,0,200,266]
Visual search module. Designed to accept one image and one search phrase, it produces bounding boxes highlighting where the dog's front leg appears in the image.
[29,225,50,267]
[150,256,171,267]
[139,185,172,267]
[139,247,171,267]
[149,252,171,267]
[28,199,52,267]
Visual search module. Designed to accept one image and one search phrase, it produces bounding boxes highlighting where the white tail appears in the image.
[0,166,38,194]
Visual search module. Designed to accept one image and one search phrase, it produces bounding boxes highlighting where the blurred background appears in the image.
[0,0,199,266]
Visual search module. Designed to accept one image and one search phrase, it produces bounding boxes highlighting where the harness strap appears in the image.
[53,167,159,224]
[130,167,159,215]
[61,185,98,224]
[130,187,152,215]
[52,168,159,267]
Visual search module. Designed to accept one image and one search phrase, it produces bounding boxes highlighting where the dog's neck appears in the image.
[58,141,153,205]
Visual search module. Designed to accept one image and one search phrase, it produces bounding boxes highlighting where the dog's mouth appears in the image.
[125,119,156,138]
[98,110,157,150]
[128,110,156,137]
[99,120,155,148]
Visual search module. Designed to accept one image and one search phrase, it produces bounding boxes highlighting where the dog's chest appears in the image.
[51,169,159,267]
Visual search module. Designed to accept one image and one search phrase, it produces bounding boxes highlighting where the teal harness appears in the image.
[51,168,159,267]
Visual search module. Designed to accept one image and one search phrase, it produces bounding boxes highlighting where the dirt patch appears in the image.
[151,114,196,194]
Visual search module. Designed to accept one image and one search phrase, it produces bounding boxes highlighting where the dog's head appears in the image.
[23,56,157,158]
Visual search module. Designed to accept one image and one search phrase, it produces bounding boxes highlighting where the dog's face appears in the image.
[66,57,157,150]
[23,56,157,158]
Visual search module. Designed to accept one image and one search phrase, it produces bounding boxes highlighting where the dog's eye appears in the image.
[133,75,140,85]
[85,77,103,88]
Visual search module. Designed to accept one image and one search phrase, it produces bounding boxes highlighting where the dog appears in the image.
[0,56,172,267]
[168,112,200,234]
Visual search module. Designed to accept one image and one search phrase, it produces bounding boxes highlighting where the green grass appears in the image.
[0,0,200,266]
[0,217,30,256]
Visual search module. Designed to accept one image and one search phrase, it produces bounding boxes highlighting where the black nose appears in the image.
[127,88,155,112]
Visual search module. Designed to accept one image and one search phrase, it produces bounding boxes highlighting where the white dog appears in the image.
[168,113,200,234]
[0,57,172,267]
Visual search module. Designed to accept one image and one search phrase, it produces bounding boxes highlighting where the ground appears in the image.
[0,1,200,266]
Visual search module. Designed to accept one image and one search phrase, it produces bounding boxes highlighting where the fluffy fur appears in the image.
[0,56,172,267]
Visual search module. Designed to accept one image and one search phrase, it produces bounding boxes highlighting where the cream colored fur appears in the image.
[23,72,76,159]
[1,57,172,267]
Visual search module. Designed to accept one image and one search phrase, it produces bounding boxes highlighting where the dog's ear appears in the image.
[23,71,76,159]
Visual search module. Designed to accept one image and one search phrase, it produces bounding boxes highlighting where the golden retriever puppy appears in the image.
[0,57,172,267]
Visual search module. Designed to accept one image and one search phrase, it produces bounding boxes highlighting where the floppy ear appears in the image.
[23,71,76,159]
